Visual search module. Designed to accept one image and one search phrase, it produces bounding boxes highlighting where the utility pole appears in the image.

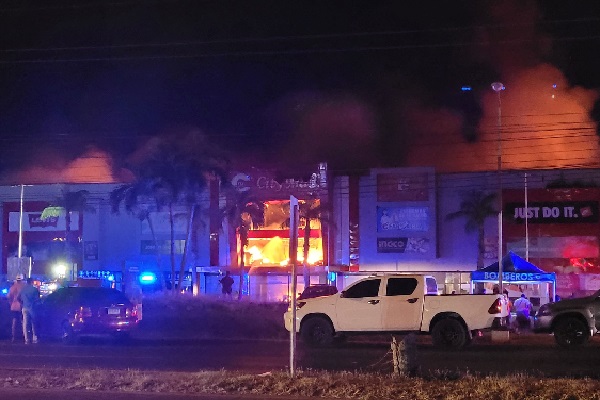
[491,82,505,292]
[288,196,299,378]
[525,172,529,262]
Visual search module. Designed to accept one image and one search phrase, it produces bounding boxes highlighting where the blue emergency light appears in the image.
[139,272,157,284]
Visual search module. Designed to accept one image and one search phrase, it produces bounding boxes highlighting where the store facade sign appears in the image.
[377,206,429,232]
[377,172,429,202]
[506,201,599,223]
[230,166,328,200]
[472,271,555,282]
[84,241,98,261]
[8,211,80,232]
[377,237,429,253]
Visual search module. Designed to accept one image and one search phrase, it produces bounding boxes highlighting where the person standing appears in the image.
[514,293,532,332]
[19,277,40,344]
[219,271,235,299]
[7,273,26,342]
[503,289,513,329]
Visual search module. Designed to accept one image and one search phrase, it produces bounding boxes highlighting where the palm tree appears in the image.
[110,181,166,289]
[115,132,227,293]
[298,196,328,288]
[219,186,264,300]
[41,188,95,278]
[446,190,497,269]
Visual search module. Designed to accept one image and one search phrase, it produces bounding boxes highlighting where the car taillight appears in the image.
[126,307,137,318]
[488,298,502,314]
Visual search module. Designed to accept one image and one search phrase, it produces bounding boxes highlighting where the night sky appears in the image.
[1,0,600,183]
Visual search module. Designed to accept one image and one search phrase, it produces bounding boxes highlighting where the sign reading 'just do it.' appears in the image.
[506,201,599,224]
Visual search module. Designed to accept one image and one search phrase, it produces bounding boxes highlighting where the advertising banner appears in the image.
[377,206,429,232]
[230,164,328,200]
[8,211,79,232]
[506,201,599,224]
[377,237,429,253]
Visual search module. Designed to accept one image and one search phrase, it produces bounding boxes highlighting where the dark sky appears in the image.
[1,0,600,182]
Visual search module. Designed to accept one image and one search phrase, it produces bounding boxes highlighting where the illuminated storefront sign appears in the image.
[230,165,328,200]
[471,271,555,282]
[377,207,429,232]
[506,201,599,223]
[8,211,80,232]
[377,237,429,253]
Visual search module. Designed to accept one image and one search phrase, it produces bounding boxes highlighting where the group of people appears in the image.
[503,290,533,333]
[6,273,41,344]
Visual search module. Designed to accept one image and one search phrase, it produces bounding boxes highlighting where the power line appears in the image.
[2,34,600,64]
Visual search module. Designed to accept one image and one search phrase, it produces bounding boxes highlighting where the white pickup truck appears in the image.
[284,274,508,349]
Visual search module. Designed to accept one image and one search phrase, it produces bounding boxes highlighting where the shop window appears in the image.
[244,199,324,267]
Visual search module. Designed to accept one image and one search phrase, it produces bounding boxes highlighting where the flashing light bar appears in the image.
[139,272,157,284]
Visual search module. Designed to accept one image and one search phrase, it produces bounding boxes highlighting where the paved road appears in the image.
[0,333,598,377]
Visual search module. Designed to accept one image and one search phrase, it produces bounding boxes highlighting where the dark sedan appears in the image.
[37,286,139,343]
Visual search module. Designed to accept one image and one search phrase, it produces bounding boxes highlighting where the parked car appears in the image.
[37,287,139,343]
[533,290,600,348]
[0,294,9,339]
[298,284,338,300]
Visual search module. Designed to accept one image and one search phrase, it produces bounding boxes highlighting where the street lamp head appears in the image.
[491,82,505,92]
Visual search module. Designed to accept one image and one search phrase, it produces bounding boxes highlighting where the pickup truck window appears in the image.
[425,277,438,295]
[386,278,418,296]
[343,279,380,298]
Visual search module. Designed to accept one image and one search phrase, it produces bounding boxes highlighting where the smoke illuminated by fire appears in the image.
[0,147,129,185]
[405,0,600,173]
[407,64,599,172]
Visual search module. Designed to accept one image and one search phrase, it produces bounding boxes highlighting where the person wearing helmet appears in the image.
[7,273,26,342]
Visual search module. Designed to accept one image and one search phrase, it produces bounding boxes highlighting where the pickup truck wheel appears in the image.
[301,317,334,347]
[554,317,589,348]
[431,318,467,349]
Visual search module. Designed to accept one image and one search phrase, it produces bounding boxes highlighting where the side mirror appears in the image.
[340,290,346,298]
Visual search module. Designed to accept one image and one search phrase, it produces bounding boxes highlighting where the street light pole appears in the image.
[491,82,504,292]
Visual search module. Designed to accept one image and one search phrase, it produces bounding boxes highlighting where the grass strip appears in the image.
[1,367,599,400]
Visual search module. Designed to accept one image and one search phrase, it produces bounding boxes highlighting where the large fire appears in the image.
[245,236,323,267]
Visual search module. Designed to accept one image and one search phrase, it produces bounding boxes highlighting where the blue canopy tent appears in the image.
[471,251,556,300]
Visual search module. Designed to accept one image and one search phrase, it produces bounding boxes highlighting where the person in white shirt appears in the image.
[514,293,532,330]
